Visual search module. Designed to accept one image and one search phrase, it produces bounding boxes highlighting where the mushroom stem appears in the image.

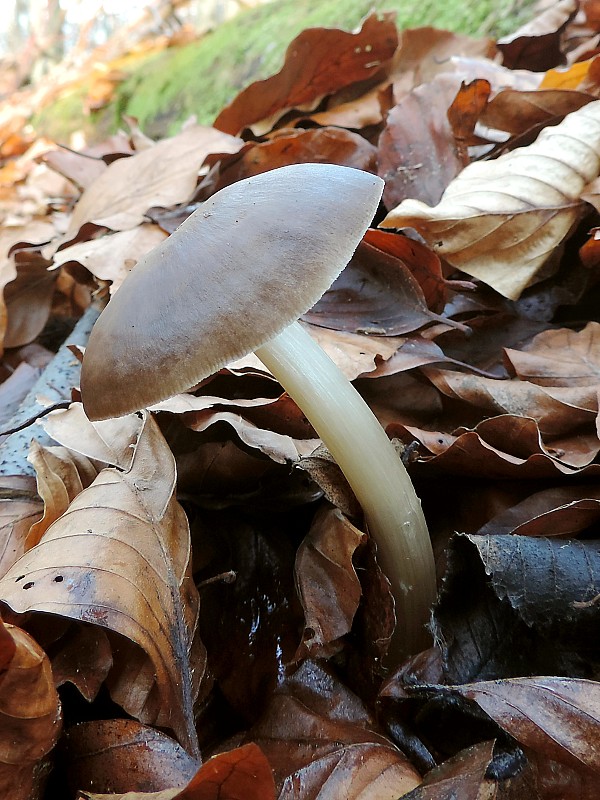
[255,321,436,663]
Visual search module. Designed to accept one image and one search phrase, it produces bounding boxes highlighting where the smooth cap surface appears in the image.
[81,163,384,419]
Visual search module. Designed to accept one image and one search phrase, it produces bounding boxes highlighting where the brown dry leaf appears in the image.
[51,624,113,702]
[40,403,142,469]
[26,441,99,548]
[76,743,276,800]
[51,225,168,293]
[0,413,203,756]
[378,74,473,210]
[213,13,398,136]
[481,89,593,138]
[216,127,377,189]
[63,719,199,795]
[398,741,495,800]
[454,677,600,774]
[380,100,600,299]
[3,253,55,349]
[389,27,496,101]
[0,477,42,580]
[390,415,600,478]
[477,484,600,537]
[0,619,62,800]
[363,229,462,312]
[248,660,421,798]
[300,325,400,380]
[294,506,366,661]
[57,126,243,243]
[497,0,578,71]
[504,323,600,386]
[422,366,597,437]
[0,220,55,353]
[304,240,441,336]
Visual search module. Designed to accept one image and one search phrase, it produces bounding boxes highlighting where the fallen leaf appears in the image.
[477,484,600,537]
[504,322,600,386]
[304,239,441,335]
[398,741,495,800]
[214,14,398,136]
[0,477,43,579]
[57,126,243,243]
[0,619,62,800]
[294,506,366,660]
[63,719,199,795]
[422,366,597,437]
[378,75,472,210]
[435,534,600,683]
[454,677,600,773]
[247,660,421,797]
[76,742,276,800]
[380,99,600,299]
[0,413,203,755]
[216,128,377,190]
[497,0,578,71]
[26,441,99,547]
[51,225,168,293]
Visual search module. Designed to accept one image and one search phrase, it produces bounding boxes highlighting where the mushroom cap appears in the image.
[81,163,384,420]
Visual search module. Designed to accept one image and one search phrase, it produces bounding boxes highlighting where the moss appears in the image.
[33,0,537,142]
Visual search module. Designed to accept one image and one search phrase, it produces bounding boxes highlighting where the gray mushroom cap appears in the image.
[81,162,384,420]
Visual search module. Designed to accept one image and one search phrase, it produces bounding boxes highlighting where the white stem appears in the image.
[256,321,436,663]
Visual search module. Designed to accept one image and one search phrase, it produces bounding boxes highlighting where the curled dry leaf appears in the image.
[421,366,597,437]
[454,677,600,774]
[390,415,600,478]
[380,99,600,299]
[76,742,275,800]
[247,660,421,798]
[0,619,62,800]
[0,476,43,580]
[504,322,600,386]
[51,224,168,294]
[0,414,203,756]
[26,441,100,548]
[56,126,243,245]
[294,506,366,661]
[214,13,398,136]
[497,0,578,71]
[63,719,199,795]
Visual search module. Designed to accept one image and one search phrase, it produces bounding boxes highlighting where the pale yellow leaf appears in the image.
[380,99,600,299]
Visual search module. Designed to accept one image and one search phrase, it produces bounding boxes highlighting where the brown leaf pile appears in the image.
[1,5,600,799]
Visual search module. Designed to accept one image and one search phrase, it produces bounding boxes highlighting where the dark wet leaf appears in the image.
[63,719,200,795]
[434,534,600,683]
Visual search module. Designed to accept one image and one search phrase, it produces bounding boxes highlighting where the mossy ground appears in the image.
[32,0,537,142]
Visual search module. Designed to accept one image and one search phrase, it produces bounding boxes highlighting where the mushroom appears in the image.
[81,163,436,662]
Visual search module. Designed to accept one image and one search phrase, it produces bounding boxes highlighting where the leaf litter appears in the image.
[2,5,600,799]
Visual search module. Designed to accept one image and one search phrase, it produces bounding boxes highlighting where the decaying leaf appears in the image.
[0,619,62,800]
[76,742,276,800]
[294,506,366,660]
[454,677,600,774]
[380,99,600,299]
[434,534,600,683]
[0,413,203,756]
[63,719,199,795]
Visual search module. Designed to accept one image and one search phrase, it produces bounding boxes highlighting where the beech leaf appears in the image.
[0,414,203,756]
[380,99,600,299]
[0,620,62,800]
[454,677,600,773]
